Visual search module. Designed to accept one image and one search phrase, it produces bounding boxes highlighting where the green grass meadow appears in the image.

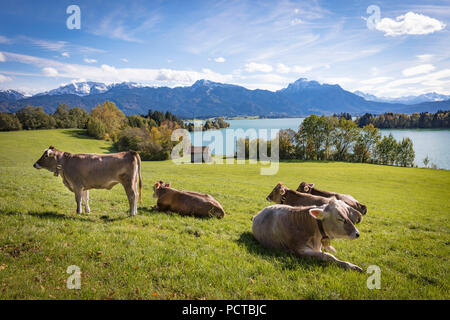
[0,129,449,299]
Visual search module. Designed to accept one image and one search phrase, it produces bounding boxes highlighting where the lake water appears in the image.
[189,118,450,170]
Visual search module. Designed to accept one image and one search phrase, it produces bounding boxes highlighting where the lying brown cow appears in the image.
[152,181,225,218]
[266,183,362,224]
[252,200,362,272]
[297,182,368,215]
[33,146,142,216]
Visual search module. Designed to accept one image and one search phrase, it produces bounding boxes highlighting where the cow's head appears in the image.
[345,203,363,224]
[33,146,59,174]
[153,180,170,198]
[338,194,368,216]
[297,182,314,193]
[309,199,360,240]
[266,182,287,203]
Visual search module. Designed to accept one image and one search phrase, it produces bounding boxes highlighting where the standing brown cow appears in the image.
[297,182,368,215]
[33,146,142,216]
[152,181,225,218]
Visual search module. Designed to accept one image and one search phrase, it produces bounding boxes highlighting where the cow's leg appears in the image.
[122,181,137,216]
[74,189,83,214]
[297,248,362,272]
[82,190,90,213]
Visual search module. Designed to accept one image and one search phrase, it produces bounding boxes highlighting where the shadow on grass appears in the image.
[3,210,129,223]
[61,129,117,153]
[236,231,328,271]
[3,210,93,222]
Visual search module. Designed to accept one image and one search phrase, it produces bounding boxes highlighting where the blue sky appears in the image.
[0,0,449,97]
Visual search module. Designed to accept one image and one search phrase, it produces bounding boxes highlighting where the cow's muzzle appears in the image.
[33,163,41,169]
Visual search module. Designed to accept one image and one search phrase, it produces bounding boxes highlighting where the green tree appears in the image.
[333,118,360,161]
[353,124,381,163]
[278,129,296,160]
[69,107,89,129]
[87,117,107,140]
[53,104,74,128]
[375,134,398,165]
[16,106,56,130]
[397,137,415,167]
[0,112,22,131]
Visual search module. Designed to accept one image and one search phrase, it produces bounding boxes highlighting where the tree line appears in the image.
[275,115,415,167]
[0,102,187,161]
[356,110,449,129]
[185,117,230,132]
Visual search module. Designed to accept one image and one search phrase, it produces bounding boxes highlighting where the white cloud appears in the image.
[416,54,433,62]
[0,52,5,62]
[276,63,290,74]
[121,58,129,63]
[21,36,104,54]
[320,77,354,85]
[2,51,232,86]
[84,58,98,64]
[361,69,450,97]
[274,63,312,74]
[376,12,446,36]
[214,57,226,63]
[61,52,70,58]
[361,77,393,85]
[0,74,12,83]
[244,62,273,73]
[402,64,435,76]
[291,65,313,73]
[42,67,59,77]
[290,18,303,26]
[0,35,10,44]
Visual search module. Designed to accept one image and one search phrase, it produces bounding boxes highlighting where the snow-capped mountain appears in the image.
[2,79,449,116]
[37,81,110,96]
[354,90,450,105]
[0,89,26,102]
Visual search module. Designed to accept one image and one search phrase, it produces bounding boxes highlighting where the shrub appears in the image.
[0,112,22,131]
[16,106,56,130]
[87,117,107,139]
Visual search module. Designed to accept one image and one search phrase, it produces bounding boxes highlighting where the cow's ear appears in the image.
[309,208,324,220]
[48,146,55,150]
[280,187,286,195]
[155,181,160,188]
[309,183,315,189]
[166,183,170,188]
[46,149,55,157]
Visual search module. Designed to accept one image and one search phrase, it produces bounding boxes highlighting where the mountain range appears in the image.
[353,91,450,105]
[1,78,449,118]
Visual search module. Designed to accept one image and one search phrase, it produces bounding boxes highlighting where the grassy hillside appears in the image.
[0,129,449,299]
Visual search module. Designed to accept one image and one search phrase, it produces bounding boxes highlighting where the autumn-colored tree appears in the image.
[88,101,127,141]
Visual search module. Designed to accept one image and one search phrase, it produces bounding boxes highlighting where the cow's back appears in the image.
[286,190,329,207]
[253,205,321,252]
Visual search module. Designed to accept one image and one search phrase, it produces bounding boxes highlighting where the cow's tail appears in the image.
[131,150,143,206]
